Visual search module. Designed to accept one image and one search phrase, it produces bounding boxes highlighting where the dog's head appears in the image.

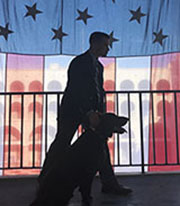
[94,113,129,138]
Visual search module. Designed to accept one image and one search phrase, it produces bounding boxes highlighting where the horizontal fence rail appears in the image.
[0,90,180,175]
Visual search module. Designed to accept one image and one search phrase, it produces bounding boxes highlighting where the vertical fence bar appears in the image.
[45,94,48,154]
[174,92,179,164]
[57,93,60,131]
[151,92,156,164]
[20,94,24,168]
[162,93,168,164]
[32,94,36,168]
[116,93,120,166]
[8,94,12,168]
[127,93,132,166]
[139,93,145,173]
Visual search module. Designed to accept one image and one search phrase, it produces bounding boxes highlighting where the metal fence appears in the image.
[0,90,180,174]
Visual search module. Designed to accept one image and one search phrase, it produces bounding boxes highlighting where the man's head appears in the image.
[89,32,110,57]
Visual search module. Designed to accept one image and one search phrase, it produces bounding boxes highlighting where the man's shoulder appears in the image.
[72,50,92,63]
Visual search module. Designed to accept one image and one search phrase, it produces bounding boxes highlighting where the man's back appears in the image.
[60,50,105,118]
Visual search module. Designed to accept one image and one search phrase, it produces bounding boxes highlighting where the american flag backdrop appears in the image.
[0,0,180,175]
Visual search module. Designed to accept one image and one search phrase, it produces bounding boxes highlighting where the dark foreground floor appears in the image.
[0,173,180,206]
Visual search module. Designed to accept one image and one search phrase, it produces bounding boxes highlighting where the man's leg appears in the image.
[99,142,132,195]
[38,116,81,182]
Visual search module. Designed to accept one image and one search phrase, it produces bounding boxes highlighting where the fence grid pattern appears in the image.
[1,90,180,175]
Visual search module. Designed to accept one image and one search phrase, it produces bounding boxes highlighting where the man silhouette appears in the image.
[39,31,132,195]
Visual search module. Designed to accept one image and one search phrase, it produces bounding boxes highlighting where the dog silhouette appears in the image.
[30,113,128,206]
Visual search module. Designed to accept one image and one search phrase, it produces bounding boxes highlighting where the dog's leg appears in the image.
[79,171,95,205]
